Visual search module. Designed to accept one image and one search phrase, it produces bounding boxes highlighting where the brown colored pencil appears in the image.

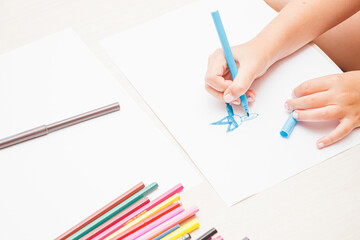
[0,102,120,150]
[55,182,145,240]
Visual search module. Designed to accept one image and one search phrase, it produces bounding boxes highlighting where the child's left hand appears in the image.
[285,71,360,149]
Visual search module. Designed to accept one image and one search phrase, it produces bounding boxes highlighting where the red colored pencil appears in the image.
[79,198,150,240]
[55,182,145,240]
[112,202,182,240]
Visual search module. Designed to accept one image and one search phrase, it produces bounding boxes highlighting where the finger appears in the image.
[223,68,254,103]
[205,50,232,92]
[223,71,232,80]
[205,76,232,92]
[206,49,228,77]
[231,89,256,105]
[285,91,331,111]
[205,84,225,102]
[293,75,336,97]
[246,89,256,103]
[317,119,354,149]
[292,106,340,122]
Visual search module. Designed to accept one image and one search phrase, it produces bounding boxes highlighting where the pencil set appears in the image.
[56,182,223,240]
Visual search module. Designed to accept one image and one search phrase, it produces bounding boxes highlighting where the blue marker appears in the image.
[152,224,180,240]
[280,111,297,138]
[211,10,250,116]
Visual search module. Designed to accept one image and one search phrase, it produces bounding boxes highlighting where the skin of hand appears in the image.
[205,39,274,105]
[285,71,360,149]
[205,0,360,148]
[205,0,360,104]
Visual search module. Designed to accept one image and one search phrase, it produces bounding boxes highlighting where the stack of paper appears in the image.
[101,0,360,205]
[0,30,201,239]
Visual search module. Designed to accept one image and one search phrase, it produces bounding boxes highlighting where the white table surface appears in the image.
[1,0,359,239]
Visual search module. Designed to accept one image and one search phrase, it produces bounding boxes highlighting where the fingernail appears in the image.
[232,101,240,105]
[284,102,290,111]
[317,142,325,149]
[224,93,234,103]
[292,90,297,98]
[247,96,254,103]
[292,111,298,119]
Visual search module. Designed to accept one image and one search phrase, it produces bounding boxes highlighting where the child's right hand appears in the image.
[205,40,274,105]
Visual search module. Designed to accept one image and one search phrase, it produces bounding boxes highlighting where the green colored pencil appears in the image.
[66,182,158,240]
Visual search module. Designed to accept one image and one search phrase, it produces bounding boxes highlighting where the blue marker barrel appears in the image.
[211,10,249,116]
[152,224,180,240]
[280,111,297,138]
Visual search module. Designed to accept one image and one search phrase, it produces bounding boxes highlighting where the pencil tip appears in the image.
[247,112,249,117]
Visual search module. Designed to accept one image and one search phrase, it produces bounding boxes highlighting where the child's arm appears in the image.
[261,0,360,66]
[205,0,360,103]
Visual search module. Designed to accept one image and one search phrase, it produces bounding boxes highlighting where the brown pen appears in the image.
[0,102,120,150]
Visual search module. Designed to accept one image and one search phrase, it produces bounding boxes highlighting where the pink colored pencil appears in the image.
[136,206,199,240]
[122,207,184,240]
[93,184,184,240]
[79,198,150,240]
[211,236,223,240]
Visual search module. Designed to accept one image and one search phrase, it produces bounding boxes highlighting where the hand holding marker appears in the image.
[211,10,299,138]
[211,10,250,117]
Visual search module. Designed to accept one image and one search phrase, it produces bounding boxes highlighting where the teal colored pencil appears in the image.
[65,182,158,240]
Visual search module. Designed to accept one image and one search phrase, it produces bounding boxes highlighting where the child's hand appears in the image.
[205,40,273,105]
[285,71,360,149]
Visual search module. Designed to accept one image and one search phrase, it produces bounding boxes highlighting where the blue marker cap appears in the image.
[280,111,297,138]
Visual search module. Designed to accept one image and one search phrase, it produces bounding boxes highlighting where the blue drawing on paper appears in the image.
[211,103,258,133]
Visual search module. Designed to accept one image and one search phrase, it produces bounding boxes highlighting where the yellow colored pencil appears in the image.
[105,193,181,240]
[160,219,199,240]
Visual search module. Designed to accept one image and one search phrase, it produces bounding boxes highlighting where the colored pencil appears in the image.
[160,219,199,240]
[152,225,180,240]
[136,206,199,240]
[123,207,184,240]
[93,184,183,240]
[211,236,223,240]
[113,202,182,240]
[55,182,145,240]
[79,198,150,240]
[123,206,184,240]
[0,103,120,150]
[104,194,181,240]
[65,182,158,240]
[195,228,217,240]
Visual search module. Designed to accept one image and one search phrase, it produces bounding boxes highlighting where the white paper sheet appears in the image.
[101,0,360,206]
[0,29,201,240]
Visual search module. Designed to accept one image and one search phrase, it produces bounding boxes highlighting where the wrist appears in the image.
[250,34,281,67]
[245,36,280,73]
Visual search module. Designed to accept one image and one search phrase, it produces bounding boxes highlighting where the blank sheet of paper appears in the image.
[101,0,360,206]
[0,29,201,239]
